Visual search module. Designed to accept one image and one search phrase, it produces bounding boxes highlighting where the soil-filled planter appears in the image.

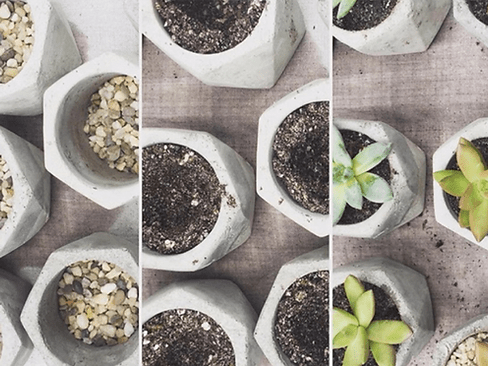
[254,246,329,366]
[333,257,434,366]
[0,126,50,258]
[333,118,426,239]
[0,0,81,116]
[43,52,139,210]
[20,232,139,366]
[142,279,264,366]
[454,0,488,49]
[140,0,305,89]
[257,79,331,237]
[142,128,255,272]
[332,0,451,55]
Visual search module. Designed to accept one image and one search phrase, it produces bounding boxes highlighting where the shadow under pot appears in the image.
[454,0,488,47]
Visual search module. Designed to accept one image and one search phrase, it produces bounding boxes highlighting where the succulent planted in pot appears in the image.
[333,0,357,19]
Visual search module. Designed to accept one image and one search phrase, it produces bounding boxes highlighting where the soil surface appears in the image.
[337,129,391,225]
[142,143,224,255]
[333,281,401,366]
[333,0,398,31]
[154,0,267,54]
[467,0,488,25]
[274,270,329,366]
[272,102,329,215]
[142,309,235,366]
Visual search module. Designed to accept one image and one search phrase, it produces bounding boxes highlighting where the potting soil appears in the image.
[333,0,398,31]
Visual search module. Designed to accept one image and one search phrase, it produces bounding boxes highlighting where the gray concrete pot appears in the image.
[143,279,265,366]
[254,246,329,366]
[0,0,81,116]
[140,0,305,89]
[20,232,139,366]
[454,0,488,47]
[333,118,426,238]
[332,0,451,55]
[333,257,434,366]
[0,126,50,258]
[43,52,139,210]
[142,128,255,272]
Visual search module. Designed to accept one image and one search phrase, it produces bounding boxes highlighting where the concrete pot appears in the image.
[20,232,139,366]
[43,52,139,210]
[333,257,434,366]
[140,0,305,89]
[254,246,329,366]
[142,128,255,272]
[143,279,264,366]
[332,0,451,55]
[333,118,426,238]
[433,117,488,248]
[123,0,138,31]
[256,79,331,237]
[0,0,81,116]
[0,126,50,258]
[454,1,488,60]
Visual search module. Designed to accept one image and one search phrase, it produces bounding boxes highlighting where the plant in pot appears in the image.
[332,0,451,55]
[140,0,305,89]
[333,118,426,238]
[454,0,488,47]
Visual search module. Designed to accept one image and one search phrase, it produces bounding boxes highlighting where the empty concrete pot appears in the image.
[454,0,488,47]
[43,52,139,210]
[20,232,139,366]
[333,118,426,239]
[0,0,82,116]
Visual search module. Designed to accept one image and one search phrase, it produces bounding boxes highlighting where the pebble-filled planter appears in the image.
[454,0,488,47]
[0,155,13,228]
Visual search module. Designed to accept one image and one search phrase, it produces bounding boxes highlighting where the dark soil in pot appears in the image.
[337,129,391,225]
[142,143,224,255]
[274,270,329,366]
[333,0,398,31]
[142,309,235,366]
[154,0,267,54]
[272,101,329,215]
[467,0,488,26]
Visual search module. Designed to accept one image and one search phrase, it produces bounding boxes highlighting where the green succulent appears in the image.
[333,275,413,366]
[434,137,488,242]
[332,125,393,225]
[333,0,358,19]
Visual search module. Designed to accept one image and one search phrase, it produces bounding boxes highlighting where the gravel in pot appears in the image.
[333,0,398,31]
[0,155,13,229]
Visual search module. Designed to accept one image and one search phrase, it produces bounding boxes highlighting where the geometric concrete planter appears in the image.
[140,0,305,89]
[254,246,329,366]
[333,257,435,366]
[333,118,426,239]
[454,0,488,47]
[142,128,255,272]
[123,0,138,31]
[256,79,331,237]
[142,279,265,366]
[0,126,50,258]
[43,52,139,210]
[0,0,82,116]
[332,0,451,55]
[433,117,488,249]
[20,232,139,366]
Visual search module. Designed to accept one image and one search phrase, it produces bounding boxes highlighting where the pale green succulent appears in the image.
[333,0,358,19]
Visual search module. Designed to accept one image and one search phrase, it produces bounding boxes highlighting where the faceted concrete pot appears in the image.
[44,52,139,210]
[0,126,50,258]
[433,117,488,249]
[123,0,138,31]
[454,0,488,56]
[256,79,331,237]
[20,232,139,366]
[0,0,81,116]
[140,0,305,89]
[332,0,451,55]
[333,257,434,366]
[333,118,426,238]
[142,128,255,271]
[254,246,329,366]
[143,280,265,366]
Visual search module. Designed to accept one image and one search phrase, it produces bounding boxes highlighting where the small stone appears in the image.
[0,4,11,19]
[113,289,125,305]
[77,314,89,330]
[127,287,137,299]
[124,322,134,337]
[72,280,83,295]
[100,283,117,294]
[92,293,109,305]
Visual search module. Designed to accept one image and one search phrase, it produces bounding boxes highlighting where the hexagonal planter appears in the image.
[140,0,305,89]
[142,128,255,271]
[254,246,329,366]
[433,117,488,248]
[43,52,139,210]
[333,257,434,366]
[0,126,50,258]
[143,279,264,366]
[332,0,451,55]
[0,0,81,116]
[454,0,488,56]
[256,79,331,237]
[333,118,426,239]
[20,232,139,366]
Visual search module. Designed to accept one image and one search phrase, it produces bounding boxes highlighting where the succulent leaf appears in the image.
[333,184,347,225]
[459,184,482,211]
[354,290,375,328]
[352,142,392,176]
[356,172,393,203]
[344,275,365,309]
[459,209,470,228]
[469,199,488,242]
[370,341,396,366]
[343,326,369,366]
[332,0,341,7]
[457,137,487,183]
[333,323,359,349]
[434,170,470,197]
[475,341,488,366]
[333,125,353,168]
[367,320,413,344]
[336,0,358,19]
[333,308,359,338]
[345,178,363,210]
